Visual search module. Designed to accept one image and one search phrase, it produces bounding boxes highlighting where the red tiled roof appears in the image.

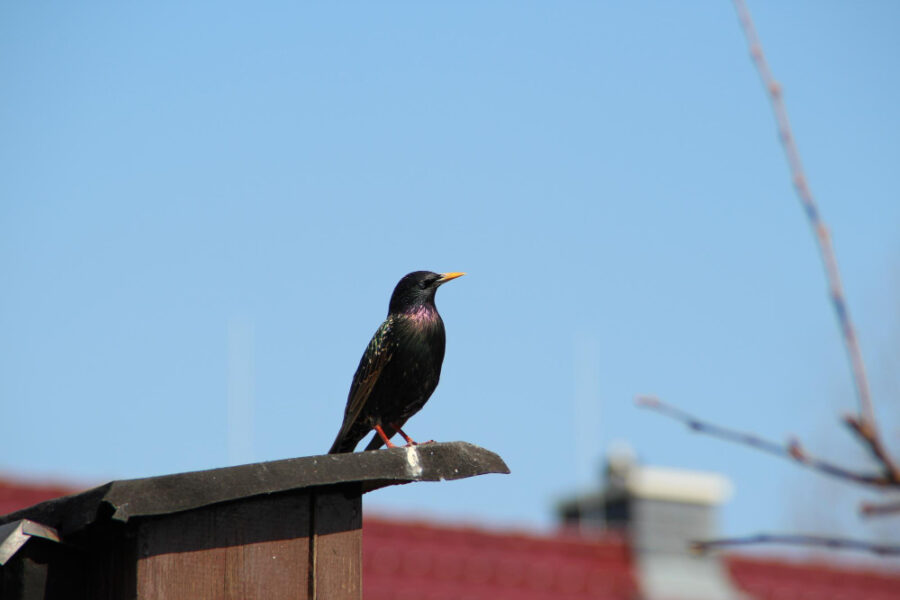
[363,516,900,600]
[363,518,637,600]
[728,555,900,600]
[0,478,78,516]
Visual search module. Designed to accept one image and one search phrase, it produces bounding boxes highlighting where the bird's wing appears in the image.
[336,317,395,442]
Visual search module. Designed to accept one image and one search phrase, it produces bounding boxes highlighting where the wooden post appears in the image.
[0,443,508,600]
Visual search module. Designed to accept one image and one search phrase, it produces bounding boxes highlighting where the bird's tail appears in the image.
[328,429,355,454]
[328,435,353,454]
[328,421,370,454]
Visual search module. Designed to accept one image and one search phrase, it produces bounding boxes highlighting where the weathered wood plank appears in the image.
[135,492,310,599]
[313,488,361,600]
[225,538,309,598]
[139,546,226,600]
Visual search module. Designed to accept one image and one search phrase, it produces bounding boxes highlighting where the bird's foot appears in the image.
[391,423,418,446]
[389,424,436,448]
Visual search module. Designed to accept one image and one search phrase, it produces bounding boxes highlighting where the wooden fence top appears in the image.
[0,442,509,536]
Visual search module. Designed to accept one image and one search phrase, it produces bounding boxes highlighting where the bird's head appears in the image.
[388,271,465,314]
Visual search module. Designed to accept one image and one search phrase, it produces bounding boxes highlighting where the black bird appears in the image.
[328,271,465,454]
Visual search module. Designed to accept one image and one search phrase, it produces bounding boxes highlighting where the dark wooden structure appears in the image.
[0,442,508,600]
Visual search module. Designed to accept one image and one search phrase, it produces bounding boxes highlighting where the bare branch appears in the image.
[844,415,900,484]
[861,500,900,518]
[732,0,876,429]
[692,533,900,556]
[635,396,894,487]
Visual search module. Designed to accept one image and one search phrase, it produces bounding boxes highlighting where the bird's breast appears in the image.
[390,312,445,381]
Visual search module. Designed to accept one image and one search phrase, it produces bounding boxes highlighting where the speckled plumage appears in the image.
[328,271,463,454]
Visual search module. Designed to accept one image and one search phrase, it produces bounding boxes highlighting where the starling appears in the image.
[328,271,465,454]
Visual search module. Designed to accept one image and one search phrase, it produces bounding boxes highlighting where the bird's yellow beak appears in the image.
[437,272,465,284]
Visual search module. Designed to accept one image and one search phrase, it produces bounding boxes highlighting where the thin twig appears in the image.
[861,500,900,517]
[844,415,900,484]
[732,0,876,429]
[692,533,900,556]
[635,396,894,487]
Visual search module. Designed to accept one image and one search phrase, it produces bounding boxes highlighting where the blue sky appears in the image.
[2,2,899,544]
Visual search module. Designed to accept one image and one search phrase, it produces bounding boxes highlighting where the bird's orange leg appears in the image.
[390,423,435,447]
[374,424,397,448]
[391,423,417,446]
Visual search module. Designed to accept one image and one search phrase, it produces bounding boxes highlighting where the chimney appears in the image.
[558,446,748,600]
